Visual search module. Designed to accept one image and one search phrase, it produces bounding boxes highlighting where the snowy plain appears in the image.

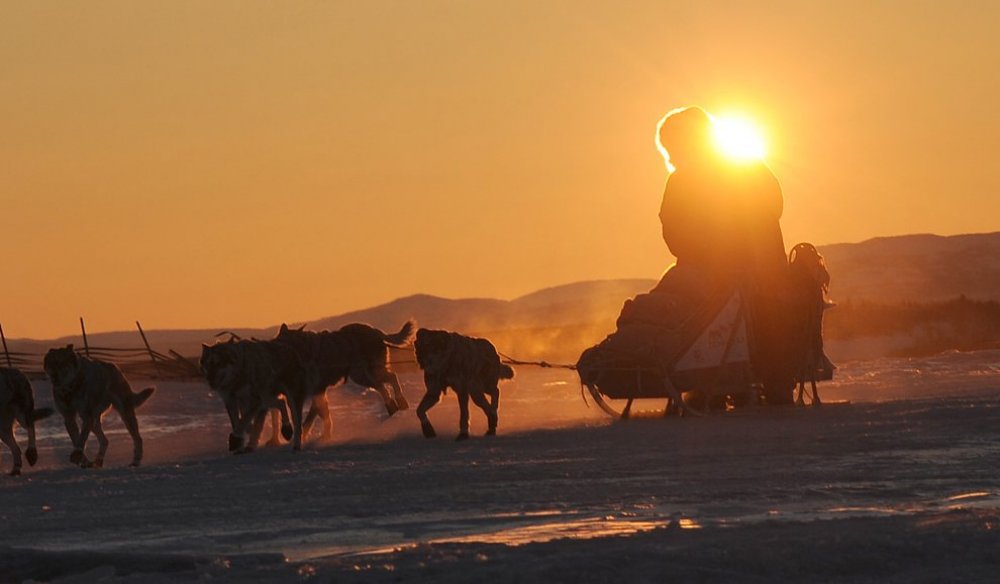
[2,350,999,582]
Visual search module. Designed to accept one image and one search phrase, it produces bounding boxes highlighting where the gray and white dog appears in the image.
[413,328,514,440]
[43,345,155,468]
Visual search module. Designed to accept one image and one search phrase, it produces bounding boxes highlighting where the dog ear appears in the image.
[296,324,306,331]
[66,343,74,350]
[280,323,289,333]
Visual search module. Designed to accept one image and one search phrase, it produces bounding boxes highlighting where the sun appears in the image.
[711,115,766,161]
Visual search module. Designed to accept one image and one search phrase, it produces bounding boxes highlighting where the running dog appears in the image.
[43,346,155,468]
[0,367,54,476]
[200,338,301,453]
[413,328,514,440]
[274,320,414,441]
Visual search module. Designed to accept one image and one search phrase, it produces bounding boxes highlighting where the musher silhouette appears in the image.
[655,106,795,404]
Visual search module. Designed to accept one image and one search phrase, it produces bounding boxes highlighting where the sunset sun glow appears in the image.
[712,116,766,161]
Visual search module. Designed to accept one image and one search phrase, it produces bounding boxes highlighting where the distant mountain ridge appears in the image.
[820,232,1000,303]
[9,232,1000,363]
[310,279,655,333]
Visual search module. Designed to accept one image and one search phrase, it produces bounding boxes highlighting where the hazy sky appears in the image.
[3,1,999,338]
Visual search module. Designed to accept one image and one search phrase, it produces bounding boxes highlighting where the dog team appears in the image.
[0,322,513,475]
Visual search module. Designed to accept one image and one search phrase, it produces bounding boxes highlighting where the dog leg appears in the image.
[286,393,305,451]
[382,370,409,411]
[265,409,283,447]
[118,404,144,467]
[22,412,38,466]
[277,396,294,442]
[0,417,22,476]
[372,383,399,417]
[244,409,269,452]
[19,409,39,467]
[811,379,822,406]
[416,391,441,438]
[86,418,109,469]
[319,393,334,442]
[74,414,95,467]
[62,414,86,464]
[222,392,244,452]
[301,398,320,442]
[304,391,333,442]
[261,396,292,446]
[231,404,257,454]
[471,391,498,436]
[456,392,471,441]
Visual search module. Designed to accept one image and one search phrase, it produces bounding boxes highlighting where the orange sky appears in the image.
[3,1,1000,339]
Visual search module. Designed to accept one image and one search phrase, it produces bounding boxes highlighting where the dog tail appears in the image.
[30,407,55,424]
[499,364,515,380]
[132,386,156,408]
[383,320,416,347]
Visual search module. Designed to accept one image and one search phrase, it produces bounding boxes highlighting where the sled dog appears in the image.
[413,328,514,440]
[43,346,155,467]
[200,338,301,452]
[274,320,414,440]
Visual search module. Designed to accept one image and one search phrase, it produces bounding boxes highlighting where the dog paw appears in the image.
[69,449,84,464]
[484,428,497,437]
[455,432,470,442]
[421,423,437,438]
[82,458,103,469]
[25,447,38,466]
[9,467,21,477]
[228,434,244,452]
[395,396,410,411]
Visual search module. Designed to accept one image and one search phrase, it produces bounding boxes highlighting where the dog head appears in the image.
[43,345,81,387]
[200,341,244,392]
[274,322,311,350]
[414,328,454,374]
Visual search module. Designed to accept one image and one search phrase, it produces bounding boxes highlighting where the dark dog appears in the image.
[43,346,155,468]
[200,338,299,453]
[274,320,414,442]
[413,328,514,440]
[0,367,54,475]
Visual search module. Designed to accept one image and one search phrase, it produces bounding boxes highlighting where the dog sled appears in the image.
[577,243,835,419]
[578,286,757,418]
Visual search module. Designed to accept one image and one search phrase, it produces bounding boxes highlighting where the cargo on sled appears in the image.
[577,242,835,418]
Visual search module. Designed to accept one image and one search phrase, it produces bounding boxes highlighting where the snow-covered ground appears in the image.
[2,351,999,582]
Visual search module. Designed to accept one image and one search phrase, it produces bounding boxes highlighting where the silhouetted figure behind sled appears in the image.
[788,242,836,405]
[656,106,794,404]
[578,106,834,412]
